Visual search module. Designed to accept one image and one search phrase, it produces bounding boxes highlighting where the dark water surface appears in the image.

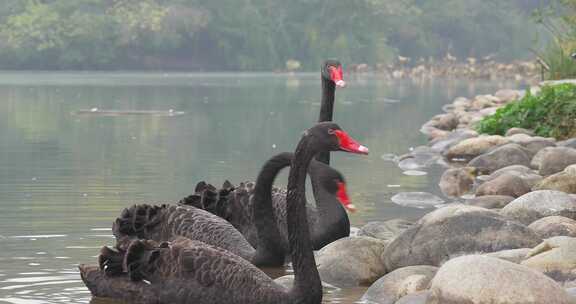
[0,72,523,303]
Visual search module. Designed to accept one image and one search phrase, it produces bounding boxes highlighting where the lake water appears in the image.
[0,72,524,304]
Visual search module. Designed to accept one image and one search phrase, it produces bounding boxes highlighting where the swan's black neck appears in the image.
[309,162,350,248]
[316,76,336,165]
[251,153,291,266]
[287,134,322,303]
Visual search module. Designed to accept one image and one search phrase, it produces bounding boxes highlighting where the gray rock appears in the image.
[485,248,531,264]
[428,255,571,304]
[468,143,531,173]
[501,190,576,225]
[361,265,437,304]
[317,237,388,287]
[505,127,535,137]
[539,147,576,176]
[445,135,509,161]
[383,205,541,271]
[522,237,576,282]
[358,219,414,242]
[438,167,476,197]
[531,146,556,169]
[533,165,576,194]
[475,173,531,198]
[528,216,576,239]
[488,165,533,179]
[432,113,459,131]
[465,195,515,209]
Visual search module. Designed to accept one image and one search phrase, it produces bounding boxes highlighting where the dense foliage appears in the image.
[0,0,544,70]
[476,83,576,139]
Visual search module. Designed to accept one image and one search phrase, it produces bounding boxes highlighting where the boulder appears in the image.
[465,195,515,209]
[530,146,556,169]
[317,237,387,287]
[522,237,576,282]
[358,219,413,242]
[485,248,531,264]
[445,135,509,161]
[501,190,576,225]
[468,143,531,173]
[361,265,437,304]
[428,255,571,304]
[485,165,543,189]
[533,164,576,194]
[475,173,531,198]
[528,216,576,238]
[438,167,476,197]
[539,147,576,176]
[431,113,459,131]
[383,205,541,271]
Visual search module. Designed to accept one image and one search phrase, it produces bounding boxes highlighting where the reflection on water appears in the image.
[0,72,523,303]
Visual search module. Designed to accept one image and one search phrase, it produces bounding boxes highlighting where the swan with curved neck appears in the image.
[79,122,368,304]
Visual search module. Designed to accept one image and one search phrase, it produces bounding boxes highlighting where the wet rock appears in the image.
[361,265,437,304]
[395,291,430,304]
[501,190,576,225]
[444,135,509,161]
[390,192,445,209]
[465,195,515,209]
[485,248,531,264]
[383,204,541,271]
[528,216,576,238]
[522,237,576,281]
[506,134,556,157]
[485,165,543,188]
[505,127,535,137]
[431,113,459,131]
[317,236,388,287]
[475,173,531,198]
[539,147,576,176]
[468,143,531,173]
[358,219,413,242]
[438,167,476,197]
[428,255,570,304]
[533,164,576,194]
[428,129,478,153]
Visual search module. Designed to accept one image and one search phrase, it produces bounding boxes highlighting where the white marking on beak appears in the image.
[335,80,346,88]
[358,145,369,154]
[346,204,357,212]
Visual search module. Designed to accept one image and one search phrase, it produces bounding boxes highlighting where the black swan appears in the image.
[180,60,352,251]
[79,122,369,304]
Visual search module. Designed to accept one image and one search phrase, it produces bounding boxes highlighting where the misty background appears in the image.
[0,0,550,71]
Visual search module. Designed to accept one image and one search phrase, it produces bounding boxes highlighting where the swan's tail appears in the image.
[113,204,165,238]
[124,239,165,282]
[178,180,235,217]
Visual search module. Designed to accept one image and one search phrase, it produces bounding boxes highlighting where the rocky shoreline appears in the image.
[303,83,576,303]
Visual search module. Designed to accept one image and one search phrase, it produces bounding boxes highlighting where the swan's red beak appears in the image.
[333,130,369,155]
[329,66,346,88]
[336,182,356,212]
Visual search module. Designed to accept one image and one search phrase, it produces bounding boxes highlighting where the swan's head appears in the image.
[309,122,369,155]
[322,60,346,88]
[310,161,356,212]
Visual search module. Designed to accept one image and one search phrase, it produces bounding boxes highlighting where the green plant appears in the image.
[476,83,576,139]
